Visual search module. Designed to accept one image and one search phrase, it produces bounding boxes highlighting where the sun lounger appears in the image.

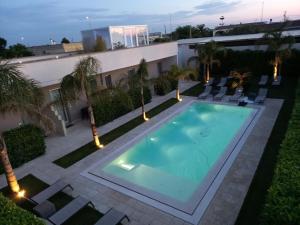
[198,85,212,99]
[258,75,269,85]
[229,87,243,101]
[94,208,130,225]
[217,77,227,87]
[205,77,214,86]
[272,76,282,86]
[214,86,227,100]
[48,196,94,225]
[31,179,73,204]
[255,88,268,104]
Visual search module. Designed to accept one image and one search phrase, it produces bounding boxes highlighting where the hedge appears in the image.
[1,125,45,174]
[128,86,152,109]
[260,81,300,225]
[0,193,44,225]
[213,49,300,77]
[93,89,133,127]
[154,75,178,96]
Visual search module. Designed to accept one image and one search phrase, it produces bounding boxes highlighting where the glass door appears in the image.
[49,89,71,124]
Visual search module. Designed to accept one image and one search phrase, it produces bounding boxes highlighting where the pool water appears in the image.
[101,103,253,202]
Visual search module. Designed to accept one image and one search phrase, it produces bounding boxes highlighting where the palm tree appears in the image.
[167,65,196,101]
[0,60,52,194]
[230,70,251,89]
[136,59,149,121]
[60,56,103,148]
[263,30,295,80]
[188,41,225,83]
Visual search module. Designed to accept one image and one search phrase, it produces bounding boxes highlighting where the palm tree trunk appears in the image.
[176,80,182,101]
[141,85,148,121]
[273,55,279,80]
[0,136,20,193]
[206,64,210,82]
[88,105,103,149]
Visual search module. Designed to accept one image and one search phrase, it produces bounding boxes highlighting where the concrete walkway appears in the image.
[0,83,283,225]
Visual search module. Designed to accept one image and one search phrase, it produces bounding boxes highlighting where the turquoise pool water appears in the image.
[102,103,254,202]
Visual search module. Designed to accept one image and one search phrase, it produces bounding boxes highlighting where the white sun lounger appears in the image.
[229,87,243,101]
[255,88,268,104]
[94,208,130,225]
[214,86,227,100]
[258,75,269,85]
[31,179,73,204]
[217,77,227,87]
[198,85,212,99]
[48,196,94,225]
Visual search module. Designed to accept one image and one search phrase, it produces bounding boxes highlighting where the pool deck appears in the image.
[0,84,283,225]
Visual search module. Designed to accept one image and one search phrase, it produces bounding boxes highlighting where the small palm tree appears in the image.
[136,59,149,121]
[60,56,103,148]
[263,30,295,80]
[168,65,196,101]
[188,41,225,83]
[0,60,53,194]
[230,70,251,89]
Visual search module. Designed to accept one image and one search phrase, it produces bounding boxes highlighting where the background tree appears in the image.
[172,24,212,40]
[167,65,196,101]
[60,56,103,148]
[263,30,295,80]
[0,37,7,57]
[6,44,33,58]
[136,59,149,121]
[94,37,107,52]
[61,37,70,44]
[188,41,225,82]
[0,60,53,194]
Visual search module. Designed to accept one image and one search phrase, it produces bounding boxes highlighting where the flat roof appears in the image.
[178,29,300,45]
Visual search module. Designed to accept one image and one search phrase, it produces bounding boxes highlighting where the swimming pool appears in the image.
[84,101,259,222]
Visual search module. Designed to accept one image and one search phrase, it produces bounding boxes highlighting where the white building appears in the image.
[0,42,178,136]
[81,25,149,51]
[178,30,300,67]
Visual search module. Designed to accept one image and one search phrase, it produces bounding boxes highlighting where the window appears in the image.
[105,75,113,88]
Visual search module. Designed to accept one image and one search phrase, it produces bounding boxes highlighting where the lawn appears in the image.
[53,98,178,168]
[0,175,103,225]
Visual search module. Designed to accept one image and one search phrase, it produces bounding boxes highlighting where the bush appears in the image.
[260,82,300,225]
[154,76,172,96]
[0,193,44,225]
[128,86,152,109]
[93,89,133,126]
[1,125,45,174]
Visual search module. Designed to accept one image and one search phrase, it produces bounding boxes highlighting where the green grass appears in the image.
[0,175,103,225]
[181,83,204,96]
[235,75,299,225]
[53,98,178,168]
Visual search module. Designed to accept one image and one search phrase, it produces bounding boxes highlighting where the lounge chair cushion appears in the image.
[31,180,71,204]
[94,208,129,225]
[48,196,91,225]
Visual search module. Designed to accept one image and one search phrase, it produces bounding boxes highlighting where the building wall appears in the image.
[1,44,178,135]
[19,42,178,87]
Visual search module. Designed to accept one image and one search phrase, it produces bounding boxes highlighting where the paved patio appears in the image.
[0,81,283,225]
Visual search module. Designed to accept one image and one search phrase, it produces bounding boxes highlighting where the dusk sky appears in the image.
[1,0,299,46]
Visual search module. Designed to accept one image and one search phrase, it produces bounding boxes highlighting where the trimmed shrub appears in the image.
[1,125,45,174]
[0,193,45,225]
[260,82,300,225]
[128,86,152,109]
[154,76,172,96]
[93,89,134,126]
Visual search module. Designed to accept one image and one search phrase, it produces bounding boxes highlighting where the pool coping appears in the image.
[81,100,264,224]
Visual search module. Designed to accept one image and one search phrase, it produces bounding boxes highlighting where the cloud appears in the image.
[194,0,241,15]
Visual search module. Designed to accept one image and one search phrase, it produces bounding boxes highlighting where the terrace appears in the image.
[1,73,295,225]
